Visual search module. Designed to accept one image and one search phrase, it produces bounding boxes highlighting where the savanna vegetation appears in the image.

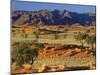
[11,24,96,74]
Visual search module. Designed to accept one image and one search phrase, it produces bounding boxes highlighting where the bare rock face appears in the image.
[12,10,96,26]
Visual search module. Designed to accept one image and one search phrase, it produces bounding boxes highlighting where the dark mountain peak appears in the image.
[12,9,96,26]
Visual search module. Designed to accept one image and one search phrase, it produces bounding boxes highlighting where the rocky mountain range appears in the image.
[12,9,96,26]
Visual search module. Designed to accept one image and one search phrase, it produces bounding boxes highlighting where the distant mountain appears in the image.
[12,9,96,26]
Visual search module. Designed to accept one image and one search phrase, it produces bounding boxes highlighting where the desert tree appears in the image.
[33,31,39,43]
[62,33,67,39]
[12,29,16,37]
[54,31,59,39]
[12,42,39,67]
[74,32,88,49]
[51,30,62,39]
[63,29,68,39]
[85,35,96,50]
[86,29,91,33]
[20,28,28,38]
[32,24,40,43]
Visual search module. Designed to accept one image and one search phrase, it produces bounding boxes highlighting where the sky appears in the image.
[12,0,96,13]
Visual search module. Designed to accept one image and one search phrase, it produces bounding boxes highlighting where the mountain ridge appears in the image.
[12,9,96,26]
